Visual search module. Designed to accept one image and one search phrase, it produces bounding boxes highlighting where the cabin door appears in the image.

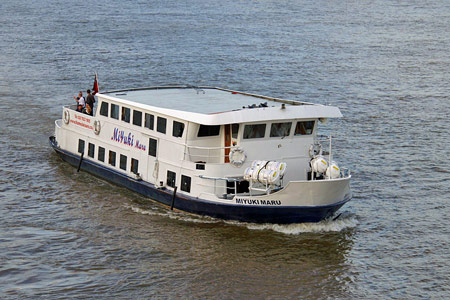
[224,124,231,163]
[146,136,159,184]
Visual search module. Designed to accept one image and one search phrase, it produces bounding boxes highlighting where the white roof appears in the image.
[100,87,342,125]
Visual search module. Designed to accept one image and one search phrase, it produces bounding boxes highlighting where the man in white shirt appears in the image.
[74,91,85,112]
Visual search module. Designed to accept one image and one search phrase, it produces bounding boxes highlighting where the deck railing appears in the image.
[183,145,236,164]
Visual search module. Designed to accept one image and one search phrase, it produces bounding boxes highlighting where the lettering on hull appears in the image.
[111,128,146,151]
[70,114,93,130]
[235,198,282,206]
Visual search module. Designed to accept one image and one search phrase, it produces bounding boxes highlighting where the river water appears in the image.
[1,0,449,299]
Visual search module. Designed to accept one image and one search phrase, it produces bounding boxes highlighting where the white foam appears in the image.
[237,213,359,235]
[126,204,220,224]
[127,203,358,234]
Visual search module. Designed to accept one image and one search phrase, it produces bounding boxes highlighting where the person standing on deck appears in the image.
[74,91,85,112]
[85,89,95,116]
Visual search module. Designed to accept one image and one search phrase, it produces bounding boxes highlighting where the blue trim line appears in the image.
[49,136,351,224]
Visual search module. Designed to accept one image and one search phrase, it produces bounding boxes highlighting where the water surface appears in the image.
[1,0,449,299]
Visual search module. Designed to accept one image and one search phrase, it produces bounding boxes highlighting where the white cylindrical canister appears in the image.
[325,161,341,179]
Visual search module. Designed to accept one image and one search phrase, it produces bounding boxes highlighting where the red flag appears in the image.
[92,73,99,95]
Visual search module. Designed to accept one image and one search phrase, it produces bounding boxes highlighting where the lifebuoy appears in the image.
[63,110,70,124]
[93,120,101,135]
[229,148,246,167]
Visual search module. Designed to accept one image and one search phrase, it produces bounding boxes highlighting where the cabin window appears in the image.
[109,150,116,166]
[131,158,139,175]
[232,123,239,139]
[181,175,191,193]
[172,121,184,138]
[110,104,119,119]
[145,113,154,130]
[98,146,105,162]
[100,102,108,117]
[197,125,220,137]
[122,107,130,123]
[270,122,292,137]
[157,117,166,134]
[133,110,142,126]
[167,170,176,188]
[294,121,315,135]
[243,124,266,139]
[88,143,95,158]
[120,154,127,170]
[78,139,85,154]
[149,138,157,157]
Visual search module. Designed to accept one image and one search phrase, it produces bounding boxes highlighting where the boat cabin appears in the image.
[57,86,342,200]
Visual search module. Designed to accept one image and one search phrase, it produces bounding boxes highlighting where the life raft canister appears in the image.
[93,120,101,135]
[63,110,70,124]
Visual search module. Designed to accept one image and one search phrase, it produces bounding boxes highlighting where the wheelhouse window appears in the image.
[120,154,127,170]
[181,175,191,193]
[270,122,292,137]
[109,150,116,166]
[133,110,142,126]
[131,158,139,174]
[78,139,85,154]
[88,143,95,158]
[98,146,105,162]
[99,102,108,117]
[167,170,176,188]
[243,124,266,139]
[172,121,184,138]
[145,113,154,130]
[122,107,130,123]
[110,104,119,119]
[157,117,166,134]
[197,125,220,137]
[149,138,157,157]
[232,124,239,139]
[294,121,315,135]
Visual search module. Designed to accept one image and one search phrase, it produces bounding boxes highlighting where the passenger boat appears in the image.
[50,85,352,224]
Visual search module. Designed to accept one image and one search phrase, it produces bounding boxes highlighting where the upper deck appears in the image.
[100,86,342,125]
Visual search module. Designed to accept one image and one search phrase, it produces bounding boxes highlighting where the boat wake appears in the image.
[126,204,220,224]
[126,204,358,234]
[233,213,359,235]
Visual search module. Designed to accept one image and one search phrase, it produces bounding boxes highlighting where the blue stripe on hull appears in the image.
[49,136,350,224]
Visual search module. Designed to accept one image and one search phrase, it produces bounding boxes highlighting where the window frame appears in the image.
[109,150,116,166]
[294,120,315,136]
[120,154,127,170]
[133,110,142,126]
[88,142,95,158]
[110,103,119,120]
[197,125,220,137]
[231,123,240,139]
[121,106,130,123]
[99,101,109,117]
[149,138,157,157]
[157,116,167,134]
[131,158,139,175]
[167,170,176,188]
[78,139,85,154]
[145,113,154,130]
[243,124,267,139]
[181,175,191,193]
[98,146,105,162]
[270,122,292,138]
[172,121,185,138]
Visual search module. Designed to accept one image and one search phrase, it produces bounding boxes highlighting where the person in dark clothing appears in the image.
[85,89,96,116]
